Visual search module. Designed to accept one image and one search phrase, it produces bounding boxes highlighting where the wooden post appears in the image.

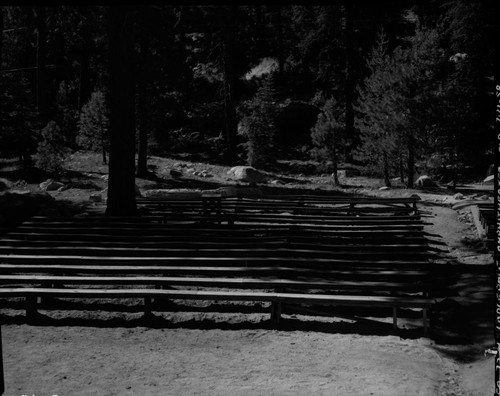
[271,300,282,325]
[26,296,38,321]
[271,289,283,325]
[144,296,152,316]
[392,307,398,330]
[422,308,428,336]
[349,202,355,216]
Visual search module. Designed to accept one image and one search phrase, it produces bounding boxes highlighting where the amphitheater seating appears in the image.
[0,194,444,335]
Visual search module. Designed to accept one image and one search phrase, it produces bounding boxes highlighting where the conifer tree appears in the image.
[241,75,278,169]
[35,121,67,175]
[311,97,345,185]
[77,90,109,164]
[355,31,404,187]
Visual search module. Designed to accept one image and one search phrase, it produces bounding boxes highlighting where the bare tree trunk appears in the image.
[101,126,107,165]
[106,6,136,216]
[77,46,90,112]
[276,6,284,79]
[136,27,148,177]
[407,134,415,188]
[0,19,4,396]
[343,4,355,160]
[222,6,238,164]
[383,152,391,187]
[36,6,47,123]
[0,7,3,143]
[452,145,459,191]
[399,154,405,184]
[332,149,340,186]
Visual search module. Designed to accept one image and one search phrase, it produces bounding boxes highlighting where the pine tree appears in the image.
[311,97,345,185]
[35,121,67,175]
[355,31,405,187]
[77,90,109,164]
[240,75,278,169]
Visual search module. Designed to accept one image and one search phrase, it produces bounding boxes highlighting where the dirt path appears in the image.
[3,324,468,396]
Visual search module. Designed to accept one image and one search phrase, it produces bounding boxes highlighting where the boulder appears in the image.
[416,175,437,189]
[453,193,464,200]
[39,179,65,191]
[228,166,267,183]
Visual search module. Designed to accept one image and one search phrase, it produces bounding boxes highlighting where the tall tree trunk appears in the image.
[77,46,90,112]
[343,4,355,160]
[383,152,391,187]
[222,6,238,164]
[36,6,47,124]
[0,7,4,143]
[0,15,3,396]
[332,149,340,186]
[407,134,415,188]
[106,6,137,216]
[136,27,148,177]
[276,6,284,79]
[101,126,107,165]
[399,154,405,184]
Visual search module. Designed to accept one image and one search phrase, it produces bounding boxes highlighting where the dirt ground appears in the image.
[0,152,496,395]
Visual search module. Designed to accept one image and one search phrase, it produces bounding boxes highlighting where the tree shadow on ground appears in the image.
[428,264,494,362]
[0,295,430,340]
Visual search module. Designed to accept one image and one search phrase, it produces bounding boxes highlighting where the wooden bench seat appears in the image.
[0,236,438,247]
[0,252,435,264]
[0,264,435,280]
[25,216,424,226]
[0,275,433,293]
[0,243,433,257]
[0,287,433,332]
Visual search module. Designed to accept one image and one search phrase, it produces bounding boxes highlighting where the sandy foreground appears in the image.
[3,320,489,396]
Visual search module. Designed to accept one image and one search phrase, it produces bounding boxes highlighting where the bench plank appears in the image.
[0,287,433,308]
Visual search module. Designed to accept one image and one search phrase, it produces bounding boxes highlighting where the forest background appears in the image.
[0,3,496,213]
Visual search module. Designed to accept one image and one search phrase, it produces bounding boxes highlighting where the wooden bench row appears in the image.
[0,195,438,334]
[136,195,421,217]
[0,287,433,332]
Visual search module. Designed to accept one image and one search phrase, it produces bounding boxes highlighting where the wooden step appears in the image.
[0,287,433,308]
[0,275,433,292]
[0,264,434,278]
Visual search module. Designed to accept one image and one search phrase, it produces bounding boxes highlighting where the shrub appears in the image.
[35,121,67,175]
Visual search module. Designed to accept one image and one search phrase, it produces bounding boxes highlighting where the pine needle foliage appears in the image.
[35,121,67,175]
[311,97,345,185]
[241,75,278,169]
[77,91,110,164]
